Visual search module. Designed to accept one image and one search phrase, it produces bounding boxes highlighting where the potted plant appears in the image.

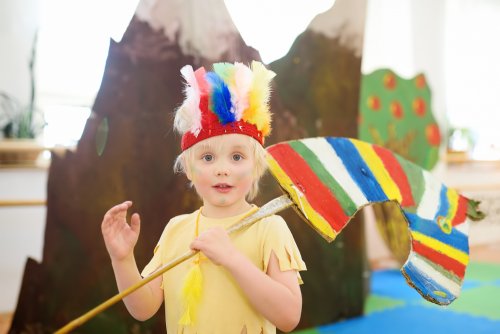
[0,32,46,166]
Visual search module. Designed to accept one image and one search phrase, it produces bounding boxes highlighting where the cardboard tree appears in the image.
[358,69,442,263]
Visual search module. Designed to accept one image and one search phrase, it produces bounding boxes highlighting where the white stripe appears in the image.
[416,171,441,219]
[302,137,369,208]
[410,254,461,297]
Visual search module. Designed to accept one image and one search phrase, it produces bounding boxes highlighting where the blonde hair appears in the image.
[174,135,268,201]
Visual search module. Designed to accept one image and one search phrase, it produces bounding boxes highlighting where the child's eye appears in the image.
[232,154,243,161]
[202,154,213,162]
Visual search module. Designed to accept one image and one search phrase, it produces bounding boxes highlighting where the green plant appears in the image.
[0,31,45,139]
[0,92,43,138]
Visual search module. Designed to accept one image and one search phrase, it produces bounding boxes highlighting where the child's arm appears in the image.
[191,227,302,333]
[101,201,164,321]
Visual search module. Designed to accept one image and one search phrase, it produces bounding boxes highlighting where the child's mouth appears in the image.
[213,183,233,193]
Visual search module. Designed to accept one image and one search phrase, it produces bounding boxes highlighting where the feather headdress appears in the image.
[174,61,276,151]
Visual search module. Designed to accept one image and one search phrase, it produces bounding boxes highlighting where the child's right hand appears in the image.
[101,201,141,262]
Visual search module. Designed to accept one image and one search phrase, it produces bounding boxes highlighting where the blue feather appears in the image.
[206,72,235,124]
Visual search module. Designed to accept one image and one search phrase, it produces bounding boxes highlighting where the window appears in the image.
[36,0,138,147]
[444,0,500,159]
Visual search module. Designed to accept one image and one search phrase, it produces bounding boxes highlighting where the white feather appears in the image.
[174,65,202,136]
[232,62,253,120]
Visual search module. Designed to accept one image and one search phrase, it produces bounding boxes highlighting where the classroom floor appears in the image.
[294,242,500,334]
[1,243,498,334]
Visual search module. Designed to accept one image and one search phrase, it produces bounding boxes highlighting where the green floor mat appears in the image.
[465,262,500,282]
[364,294,405,314]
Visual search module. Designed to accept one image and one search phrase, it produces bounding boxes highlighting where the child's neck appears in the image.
[201,201,253,219]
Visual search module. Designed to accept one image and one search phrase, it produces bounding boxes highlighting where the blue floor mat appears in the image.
[317,304,500,334]
[294,264,500,334]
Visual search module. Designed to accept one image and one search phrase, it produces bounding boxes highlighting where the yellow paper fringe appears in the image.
[179,261,203,325]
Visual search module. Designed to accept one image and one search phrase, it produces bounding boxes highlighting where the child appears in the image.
[101,61,306,333]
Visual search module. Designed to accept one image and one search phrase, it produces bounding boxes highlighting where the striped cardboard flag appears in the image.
[266,137,484,305]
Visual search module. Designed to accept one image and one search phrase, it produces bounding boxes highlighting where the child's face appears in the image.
[186,134,256,215]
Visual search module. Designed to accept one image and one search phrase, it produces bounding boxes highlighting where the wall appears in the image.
[0,0,39,103]
[0,0,42,312]
[0,168,46,312]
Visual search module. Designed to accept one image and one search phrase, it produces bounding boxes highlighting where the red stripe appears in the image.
[268,143,349,232]
[452,195,468,226]
[372,145,415,208]
[412,240,465,279]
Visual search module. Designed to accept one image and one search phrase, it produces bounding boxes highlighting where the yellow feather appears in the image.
[244,61,276,136]
[179,262,203,325]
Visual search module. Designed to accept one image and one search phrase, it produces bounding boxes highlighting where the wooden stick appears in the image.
[54,195,293,334]
[0,200,45,207]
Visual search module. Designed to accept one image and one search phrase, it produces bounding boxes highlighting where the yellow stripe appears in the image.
[446,188,459,221]
[411,231,469,265]
[266,155,337,242]
[351,140,402,203]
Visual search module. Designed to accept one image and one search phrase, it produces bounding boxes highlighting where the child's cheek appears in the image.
[235,168,253,181]
[190,165,208,182]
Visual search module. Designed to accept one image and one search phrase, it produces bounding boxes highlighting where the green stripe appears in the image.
[289,140,358,216]
[414,253,462,285]
[395,154,425,212]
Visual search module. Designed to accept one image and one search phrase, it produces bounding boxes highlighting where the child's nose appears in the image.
[215,162,229,176]
[216,168,229,176]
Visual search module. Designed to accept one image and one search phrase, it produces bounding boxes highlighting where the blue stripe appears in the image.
[402,259,456,305]
[405,213,469,254]
[326,137,388,202]
[434,185,450,220]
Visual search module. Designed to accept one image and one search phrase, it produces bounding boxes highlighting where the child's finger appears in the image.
[106,201,133,217]
[190,239,201,251]
[130,213,141,234]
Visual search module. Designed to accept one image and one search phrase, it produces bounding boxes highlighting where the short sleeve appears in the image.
[261,215,307,284]
[141,229,166,279]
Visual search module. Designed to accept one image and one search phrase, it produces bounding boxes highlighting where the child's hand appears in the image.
[190,227,237,266]
[101,201,140,263]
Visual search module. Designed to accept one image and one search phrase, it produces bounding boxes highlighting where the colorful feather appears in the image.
[179,262,203,325]
[245,61,276,136]
[213,62,236,86]
[194,67,209,95]
[175,65,202,136]
[232,63,253,120]
[175,61,276,150]
[214,62,254,121]
[206,72,235,124]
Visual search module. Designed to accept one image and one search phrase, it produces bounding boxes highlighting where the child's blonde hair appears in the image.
[174,135,268,201]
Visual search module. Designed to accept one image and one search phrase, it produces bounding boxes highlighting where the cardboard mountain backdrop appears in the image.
[10,0,368,332]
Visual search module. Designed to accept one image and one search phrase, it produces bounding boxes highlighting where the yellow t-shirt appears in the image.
[141,206,307,334]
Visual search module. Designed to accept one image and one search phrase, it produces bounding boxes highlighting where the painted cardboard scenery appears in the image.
[10,0,369,332]
[358,69,442,264]
[359,69,441,170]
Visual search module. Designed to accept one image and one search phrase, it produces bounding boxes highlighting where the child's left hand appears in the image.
[190,227,237,266]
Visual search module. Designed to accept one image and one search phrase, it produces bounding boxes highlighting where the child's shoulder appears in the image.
[260,213,286,224]
[157,210,198,242]
[257,214,290,233]
[166,210,198,229]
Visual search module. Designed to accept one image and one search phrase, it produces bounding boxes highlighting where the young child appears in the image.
[101,61,306,333]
